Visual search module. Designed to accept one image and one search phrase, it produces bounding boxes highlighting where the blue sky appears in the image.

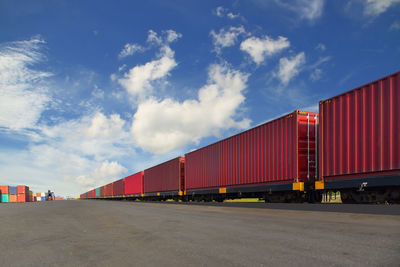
[0,0,399,197]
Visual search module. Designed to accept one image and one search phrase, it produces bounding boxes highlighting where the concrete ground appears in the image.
[0,200,399,267]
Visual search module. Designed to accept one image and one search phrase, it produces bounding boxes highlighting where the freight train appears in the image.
[80,71,400,204]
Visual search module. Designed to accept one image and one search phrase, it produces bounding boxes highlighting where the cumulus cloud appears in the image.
[0,37,52,130]
[210,26,246,54]
[76,161,127,188]
[118,45,177,100]
[85,112,125,138]
[28,111,132,194]
[240,35,290,65]
[276,52,306,85]
[275,0,325,21]
[131,64,250,154]
[363,0,400,16]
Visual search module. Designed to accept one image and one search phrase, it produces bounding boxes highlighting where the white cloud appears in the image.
[76,160,127,188]
[213,6,241,19]
[118,43,146,59]
[118,29,181,59]
[0,37,52,130]
[147,29,163,45]
[215,6,226,17]
[363,0,400,16]
[275,0,325,21]
[131,64,250,154]
[165,29,182,43]
[25,111,133,194]
[240,35,290,65]
[310,68,322,81]
[276,52,306,85]
[210,26,246,54]
[118,45,177,100]
[91,85,104,99]
[85,112,125,138]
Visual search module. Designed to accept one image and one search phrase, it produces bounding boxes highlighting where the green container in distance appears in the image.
[1,194,9,203]
[96,188,100,198]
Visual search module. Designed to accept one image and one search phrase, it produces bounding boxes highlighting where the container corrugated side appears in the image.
[185,110,318,190]
[0,186,9,194]
[144,157,185,193]
[113,179,124,196]
[319,71,400,181]
[104,183,113,197]
[124,172,144,195]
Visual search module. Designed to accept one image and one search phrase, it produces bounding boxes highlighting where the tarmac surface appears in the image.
[0,200,399,267]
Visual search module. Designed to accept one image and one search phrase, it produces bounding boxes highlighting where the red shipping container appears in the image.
[100,186,105,197]
[0,186,9,194]
[113,179,125,196]
[91,189,96,198]
[17,185,29,194]
[185,110,318,190]
[124,172,144,195]
[319,71,400,181]
[9,195,17,202]
[33,196,37,201]
[104,183,113,197]
[17,194,28,202]
[144,157,185,193]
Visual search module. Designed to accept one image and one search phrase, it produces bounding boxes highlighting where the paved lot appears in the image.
[0,200,399,267]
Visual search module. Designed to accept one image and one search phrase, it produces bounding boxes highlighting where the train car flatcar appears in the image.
[184,110,319,203]
[124,171,144,199]
[316,71,400,203]
[143,157,185,200]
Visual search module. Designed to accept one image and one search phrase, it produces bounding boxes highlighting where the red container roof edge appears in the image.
[185,110,318,157]
[144,156,184,171]
[319,70,400,103]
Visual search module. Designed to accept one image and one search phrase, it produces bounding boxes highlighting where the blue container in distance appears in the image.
[9,186,17,195]
[41,197,46,201]
[1,194,9,203]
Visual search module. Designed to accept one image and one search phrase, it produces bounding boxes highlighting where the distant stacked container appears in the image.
[96,188,100,198]
[9,186,17,202]
[41,192,47,201]
[36,192,42,201]
[0,186,9,203]
[17,185,29,202]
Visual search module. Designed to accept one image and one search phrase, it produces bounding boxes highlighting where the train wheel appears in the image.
[340,191,356,204]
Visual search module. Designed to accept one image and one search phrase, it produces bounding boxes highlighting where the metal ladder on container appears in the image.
[307,114,318,180]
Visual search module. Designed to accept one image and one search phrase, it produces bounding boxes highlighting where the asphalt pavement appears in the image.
[0,200,399,267]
